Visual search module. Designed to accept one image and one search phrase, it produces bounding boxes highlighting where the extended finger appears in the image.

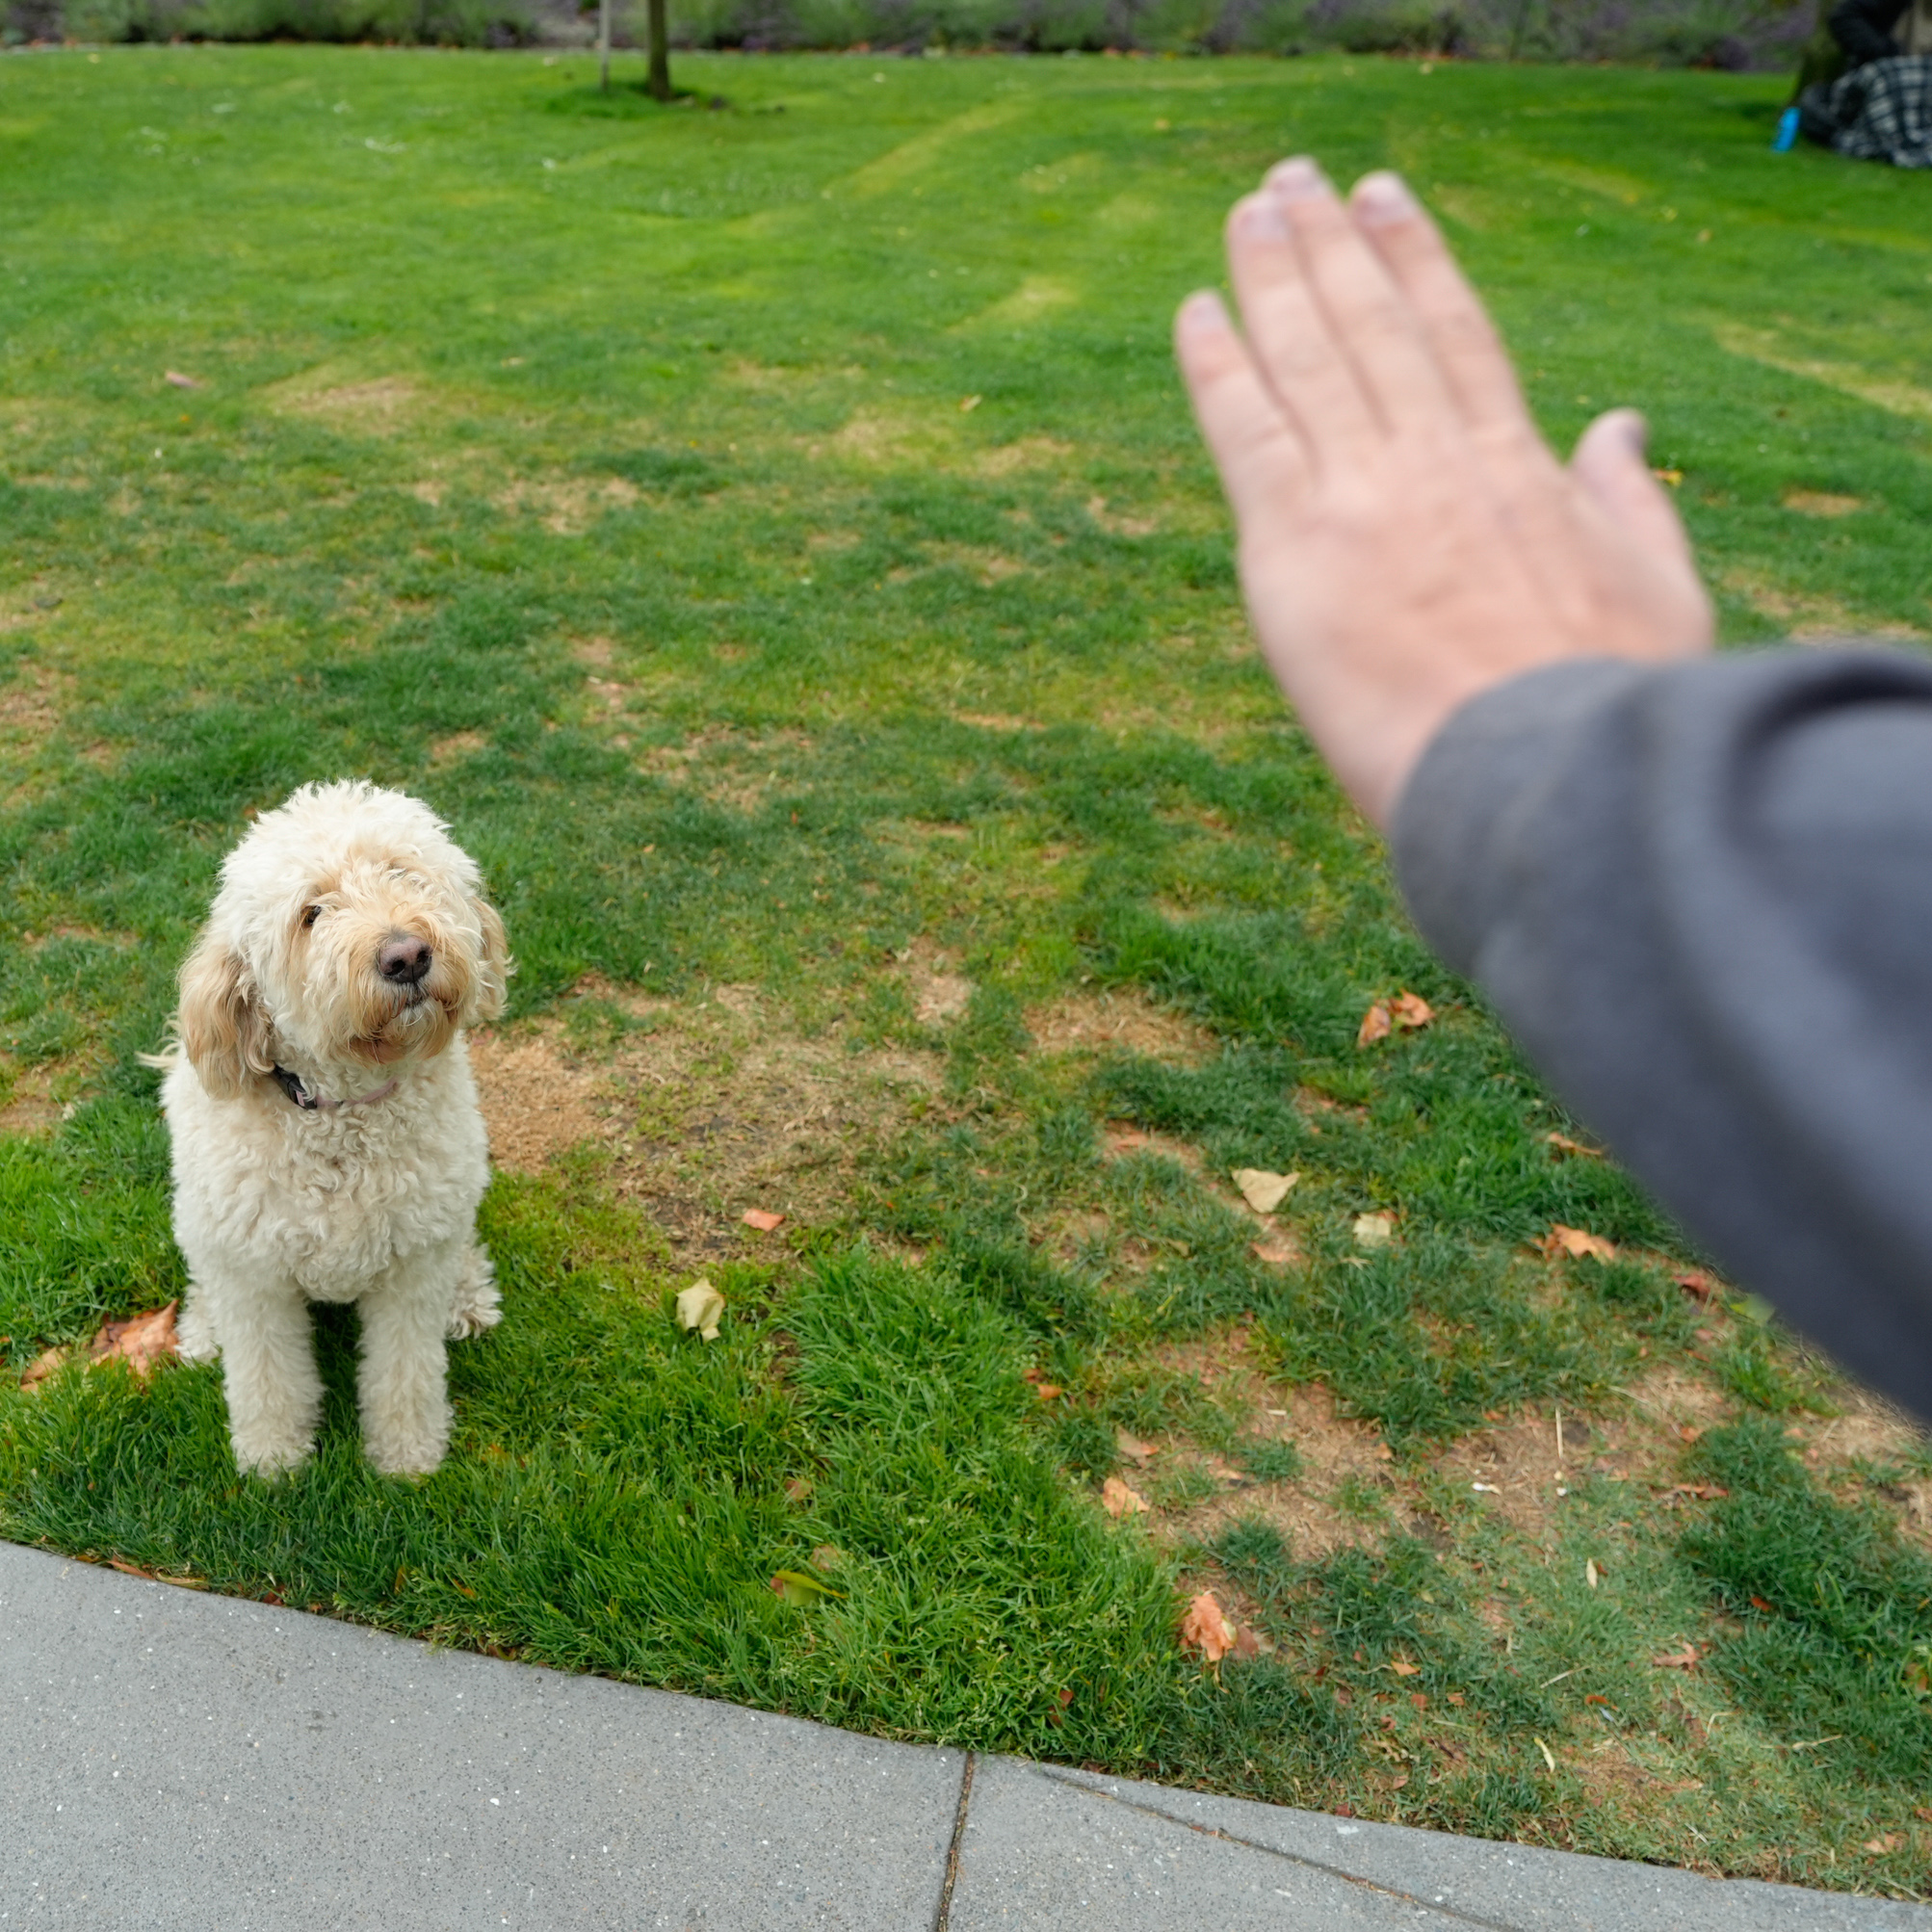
[1348,171,1533,442]
[1173,289,1315,519]
[1264,159,1456,435]
[1224,185,1378,460]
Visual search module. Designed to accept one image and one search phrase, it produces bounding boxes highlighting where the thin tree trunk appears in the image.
[598,0,612,91]
[647,0,671,100]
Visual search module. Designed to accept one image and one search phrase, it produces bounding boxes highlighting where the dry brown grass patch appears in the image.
[1027,988,1213,1063]
[0,1058,68,1138]
[469,986,944,1268]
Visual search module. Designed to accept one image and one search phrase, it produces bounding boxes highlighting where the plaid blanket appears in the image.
[1801,54,1932,168]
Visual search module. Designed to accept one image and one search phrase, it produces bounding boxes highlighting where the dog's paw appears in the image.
[446,1244,502,1340]
[366,1439,447,1479]
[231,1432,314,1479]
[176,1302,220,1363]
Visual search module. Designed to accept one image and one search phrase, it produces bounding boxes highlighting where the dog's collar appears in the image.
[269,1064,400,1113]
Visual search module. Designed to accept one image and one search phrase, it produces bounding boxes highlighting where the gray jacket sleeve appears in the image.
[1392,649,1932,1420]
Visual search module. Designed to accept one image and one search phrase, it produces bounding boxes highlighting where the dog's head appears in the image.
[177,781,511,1099]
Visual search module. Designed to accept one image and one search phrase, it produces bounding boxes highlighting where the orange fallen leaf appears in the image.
[1667,1482,1729,1500]
[1033,1382,1063,1401]
[741,1209,786,1233]
[1101,1475,1149,1518]
[20,1345,68,1390]
[1387,1658,1421,1677]
[1652,1642,1701,1669]
[1675,1269,1717,1300]
[1653,466,1684,487]
[1749,1595,1774,1612]
[1864,1834,1902,1856]
[1233,1624,1276,1659]
[1179,1590,1238,1664]
[1539,1224,1617,1263]
[1545,1132,1601,1158]
[1204,1456,1249,1485]
[1389,992,1434,1031]
[1114,1429,1157,1466]
[1356,1002,1393,1048]
[89,1301,179,1378]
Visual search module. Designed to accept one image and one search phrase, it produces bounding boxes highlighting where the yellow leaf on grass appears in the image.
[1101,1475,1149,1518]
[742,1208,786,1233]
[1388,1658,1421,1677]
[1233,1167,1299,1215]
[676,1281,726,1342]
[1353,1212,1396,1249]
[770,1569,841,1606]
[1357,1002,1392,1048]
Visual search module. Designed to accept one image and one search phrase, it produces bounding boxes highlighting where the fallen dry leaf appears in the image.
[958,394,981,413]
[1749,1594,1774,1612]
[1389,992,1434,1031]
[1652,1642,1701,1669]
[1357,1002,1393,1048]
[1352,1211,1395,1249]
[1033,1382,1063,1401]
[1545,1132,1601,1158]
[1101,1475,1150,1518]
[1249,1233,1302,1268]
[1534,1736,1557,1773]
[1204,1456,1249,1486]
[1179,1590,1238,1664]
[1233,1167,1299,1215]
[1539,1224,1617,1263]
[1864,1834,1902,1856]
[1675,1269,1717,1300]
[20,1345,68,1390]
[675,1280,726,1342]
[108,1556,206,1590]
[1666,1482,1729,1500]
[1233,1624,1276,1659]
[1114,1428,1158,1466]
[164,370,204,389]
[1585,1559,1602,1589]
[89,1301,178,1379]
[1387,1658,1421,1677]
[741,1208,786,1233]
[810,1544,844,1573]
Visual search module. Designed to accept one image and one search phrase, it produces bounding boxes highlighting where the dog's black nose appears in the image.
[378,932,431,985]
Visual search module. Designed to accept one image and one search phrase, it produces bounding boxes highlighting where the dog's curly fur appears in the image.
[158,781,510,1478]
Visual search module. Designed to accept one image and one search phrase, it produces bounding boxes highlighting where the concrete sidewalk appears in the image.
[2,1542,1924,1930]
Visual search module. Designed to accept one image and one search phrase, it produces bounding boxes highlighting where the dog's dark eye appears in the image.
[301,904,322,928]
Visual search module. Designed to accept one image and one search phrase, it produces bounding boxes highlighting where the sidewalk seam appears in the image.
[932,1749,977,1932]
[1031,1767,1527,1932]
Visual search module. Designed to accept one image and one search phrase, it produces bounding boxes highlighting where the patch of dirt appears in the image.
[952,712,1042,733]
[428,731,488,768]
[0,663,64,735]
[894,938,973,1026]
[1783,489,1863,519]
[888,542,1028,587]
[493,475,640,536]
[1085,495,1160,538]
[972,435,1073,479]
[467,985,945,1268]
[1719,566,1925,642]
[0,1057,76,1138]
[1027,989,1213,1063]
[269,374,422,435]
[572,636,616,667]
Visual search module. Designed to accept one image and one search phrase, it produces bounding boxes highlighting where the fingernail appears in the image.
[1232,193,1288,240]
[1267,157,1326,202]
[1176,290,1226,335]
[1352,171,1419,223]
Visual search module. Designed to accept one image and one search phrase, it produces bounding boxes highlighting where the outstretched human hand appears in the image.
[1176,161,1712,828]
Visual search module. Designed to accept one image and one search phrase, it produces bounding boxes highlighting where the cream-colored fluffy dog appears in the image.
[157,780,509,1478]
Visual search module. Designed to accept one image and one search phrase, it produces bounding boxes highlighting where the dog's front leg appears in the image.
[212,1273,322,1477]
[357,1242,458,1476]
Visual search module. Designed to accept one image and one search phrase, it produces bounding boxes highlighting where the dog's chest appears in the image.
[244,1100,483,1295]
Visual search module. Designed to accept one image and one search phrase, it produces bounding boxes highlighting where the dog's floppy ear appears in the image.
[177,928,274,1100]
[470,897,512,1025]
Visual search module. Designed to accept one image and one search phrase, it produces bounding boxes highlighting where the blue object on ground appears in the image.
[1774,105,1803,150]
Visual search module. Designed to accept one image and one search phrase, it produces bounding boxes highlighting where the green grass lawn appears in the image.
[5,40,1932,1893]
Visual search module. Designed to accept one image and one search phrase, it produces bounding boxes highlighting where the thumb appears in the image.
[1570,408,1696,569]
